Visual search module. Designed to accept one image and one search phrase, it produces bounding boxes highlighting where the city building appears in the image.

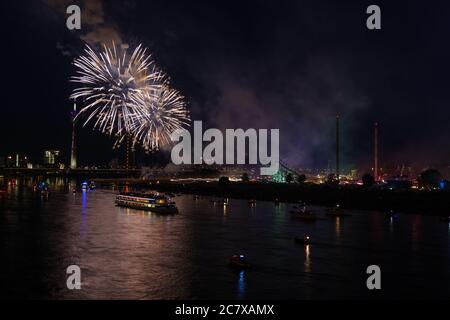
[5,153,29,168]
[43,150,60,166]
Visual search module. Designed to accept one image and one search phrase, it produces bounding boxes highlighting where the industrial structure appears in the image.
[336,114,340,181]
[374,122,379,181]
[70,101,77,169]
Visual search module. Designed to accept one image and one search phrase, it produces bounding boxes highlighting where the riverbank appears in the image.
[135,181,450,216]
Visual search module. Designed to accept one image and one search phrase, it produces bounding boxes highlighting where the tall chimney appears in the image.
[70,101,77,169]
[126,135,130,170]
[374,122,379,181]
[336,115,340,181]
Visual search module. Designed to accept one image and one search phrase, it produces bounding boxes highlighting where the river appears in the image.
[0,178,449,299]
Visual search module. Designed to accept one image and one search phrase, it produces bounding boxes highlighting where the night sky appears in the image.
[1,0,450,175]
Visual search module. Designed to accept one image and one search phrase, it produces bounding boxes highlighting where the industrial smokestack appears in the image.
[336,115,340,181]
[70,101,77,170]
[374,122,379,181]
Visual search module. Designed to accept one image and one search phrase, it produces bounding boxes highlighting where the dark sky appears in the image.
[1,0,450,174]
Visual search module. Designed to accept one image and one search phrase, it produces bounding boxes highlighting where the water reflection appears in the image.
[389,216,394,234]
[370,212,384,243]
[80,187,88,239]
[274,202,283,214]
[335,216,342,240]
[1,178,450,299]
[304,244,311,273]
[411,215,422,254]
[237,270,246,299]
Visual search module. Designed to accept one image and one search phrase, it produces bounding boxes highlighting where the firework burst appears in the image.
[130,85,190,151]
[70,43,162,136]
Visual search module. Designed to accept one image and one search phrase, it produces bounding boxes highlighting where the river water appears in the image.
[0,178,449,299]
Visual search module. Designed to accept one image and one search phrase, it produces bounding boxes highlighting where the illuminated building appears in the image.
[43,150,60,166]
[5,153,28,168]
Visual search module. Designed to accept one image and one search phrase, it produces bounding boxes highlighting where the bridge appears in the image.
[0,160,301,181]
[279,159,301,177]
[0,167,141,178]
[271,160,302,183]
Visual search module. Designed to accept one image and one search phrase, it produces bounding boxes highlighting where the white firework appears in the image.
[70,43,162,136]
[130,85,190,151]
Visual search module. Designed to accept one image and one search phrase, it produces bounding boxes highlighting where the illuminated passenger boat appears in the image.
[115,192,178,214]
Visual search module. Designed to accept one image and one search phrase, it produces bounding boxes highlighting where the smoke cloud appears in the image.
[43,0,122,46]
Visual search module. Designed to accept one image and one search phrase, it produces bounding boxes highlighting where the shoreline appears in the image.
[128,181,450,216]
[4,175,450,216]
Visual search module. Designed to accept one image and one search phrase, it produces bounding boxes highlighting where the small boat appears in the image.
[292,201,306,209]
[81,181,89,191]
[290,209,317,221]
[116,192,178,214]
[89,181,96,190]
[210,198,228,205]
[326,205,350,217]
[248,199,256,205]
[193,195,200,200]
[386,210,400,219]
[228,255,250,269]
[290,202,317,220]
[294,235,311,245]
[34,181,50,196]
